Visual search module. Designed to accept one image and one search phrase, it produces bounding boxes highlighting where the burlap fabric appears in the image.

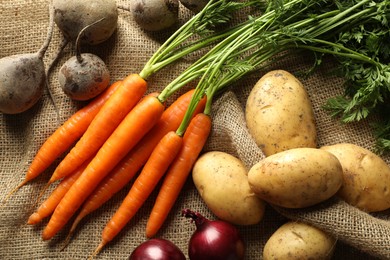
[1,1,389,259]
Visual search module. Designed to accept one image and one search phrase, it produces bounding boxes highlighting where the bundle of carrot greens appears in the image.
[4,0,390,257]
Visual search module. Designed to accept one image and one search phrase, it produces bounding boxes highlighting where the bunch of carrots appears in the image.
[24,74,210,257]
[3,0,266,257]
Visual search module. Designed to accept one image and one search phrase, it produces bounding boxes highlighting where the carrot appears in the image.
[48,74,147,185]
[63,89,206,245]
[27,157,91,225]
[42,95,165,241]
[2,81,122,203]
[146,112,212,238]
[91,130,183,256]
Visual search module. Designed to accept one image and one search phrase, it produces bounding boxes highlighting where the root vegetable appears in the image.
[182,209,245,260]
[179,0,208,13]
[263,221,337,260]
[52,0,118,45]
[130,0,179,31]
[0,54,45,114]
[320,143,390,212]
[245,70,317,156]
[58,54,110,101]
[129,238,186,260]
[192,151,265,226]
[58,19,110,101]
[248,148,343,208]
[0,4,55,114]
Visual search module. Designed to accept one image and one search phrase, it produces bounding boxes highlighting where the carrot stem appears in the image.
[139,0,251,79]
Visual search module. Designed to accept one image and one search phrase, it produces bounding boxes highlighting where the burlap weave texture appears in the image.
[1,1,389,259]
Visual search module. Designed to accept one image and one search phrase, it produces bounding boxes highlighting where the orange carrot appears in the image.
[92,130,183,256]
[42,95,165,241]
[27,158,91,225]
[64,89,206,243]
[48,74,147,185]
[146,113,212,238]
[3,81,122,201]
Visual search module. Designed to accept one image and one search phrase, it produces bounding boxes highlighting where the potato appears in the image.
[248,148,343,208]
[321,143,390,212]
[192,151,266,225]
[263,221,336,260]
[245,70,317,156]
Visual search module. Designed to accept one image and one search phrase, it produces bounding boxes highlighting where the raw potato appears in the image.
[248,148,343,208]
[263,221,336,260]
[321,143,390,212]
[245,70,317,156]
[192,151,266,225]
[53,0,118,45]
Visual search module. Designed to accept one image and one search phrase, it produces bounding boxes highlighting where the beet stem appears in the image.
[38,1,55,59]
[75,17,106,62]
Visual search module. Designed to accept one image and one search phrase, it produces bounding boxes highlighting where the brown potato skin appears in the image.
[321,143,390,212]
[248,148,343,208]
[263,221,336,260]
[245,70,317,156]
[193,151,266,225]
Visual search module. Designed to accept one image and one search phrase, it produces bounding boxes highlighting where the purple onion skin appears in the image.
[129,238,186,260]
[183,209,245,260]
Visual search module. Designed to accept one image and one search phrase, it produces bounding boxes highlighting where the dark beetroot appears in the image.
[58,18,110,101]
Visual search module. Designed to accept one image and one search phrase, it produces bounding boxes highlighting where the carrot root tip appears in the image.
[60,217,82,251]
[60,234,72,252]
[42,227,55,241]
[145,225,157,239]
[89,241,106,260]
[33,182,51,208]
[2,180,27,206]
[27,212,41,225]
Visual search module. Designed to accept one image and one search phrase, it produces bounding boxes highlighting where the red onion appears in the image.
[182,208,245,260]
[129,238,186,260]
